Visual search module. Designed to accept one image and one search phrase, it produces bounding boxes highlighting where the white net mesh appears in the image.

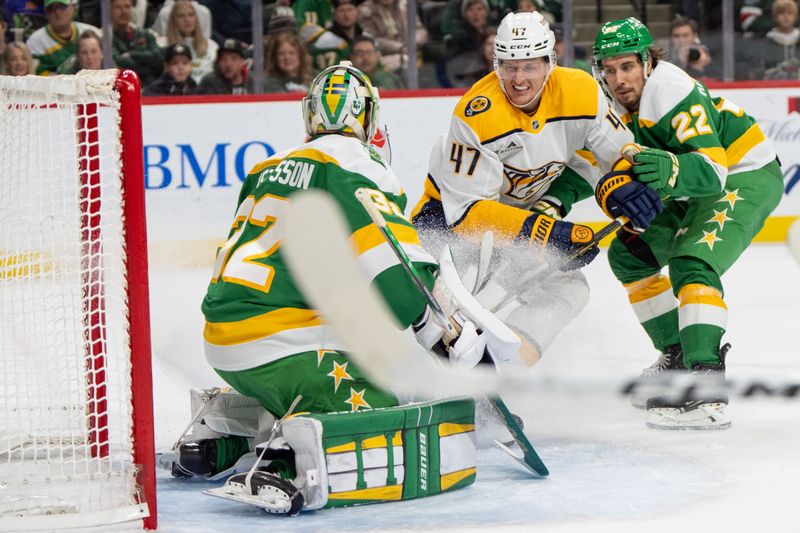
[0,71,147,528]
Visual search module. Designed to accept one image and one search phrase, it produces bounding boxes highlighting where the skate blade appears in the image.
[204,486,293,514]
[645,404,731,430]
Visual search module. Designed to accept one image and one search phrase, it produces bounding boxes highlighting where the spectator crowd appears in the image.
[2,0,800,93]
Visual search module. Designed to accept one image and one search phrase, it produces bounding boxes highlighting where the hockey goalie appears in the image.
[166,61,556,515]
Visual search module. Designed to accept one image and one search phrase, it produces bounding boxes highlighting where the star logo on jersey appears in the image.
[317,349,337,367]
[717,189,743,210]
[696,229,722,250]
[465,96,491,117]
[706,209,733,230]
[327,361,354,392]
[344,388,371,412]
[503,161,566,201]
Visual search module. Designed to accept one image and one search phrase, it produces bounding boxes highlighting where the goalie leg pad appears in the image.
[276,397,478,511]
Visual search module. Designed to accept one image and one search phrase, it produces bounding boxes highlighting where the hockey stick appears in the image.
[353,189,457,340]
[282,190,528,399]
[354,188,548,477]
[473,230,494,294]
[488,215,628,313]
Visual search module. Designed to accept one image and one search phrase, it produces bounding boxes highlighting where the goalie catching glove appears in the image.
[595,169,663,233]
[413,246,524,369]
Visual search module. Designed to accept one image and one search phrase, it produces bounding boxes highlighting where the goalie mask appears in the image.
[494,11,556,110]
[302,61,380,143]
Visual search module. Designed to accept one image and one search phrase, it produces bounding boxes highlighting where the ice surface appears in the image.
[150,244,800,532]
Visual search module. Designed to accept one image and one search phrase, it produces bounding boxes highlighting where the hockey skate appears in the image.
[630,343,684,409]
[645,344,731,430]
[205,470,305,516]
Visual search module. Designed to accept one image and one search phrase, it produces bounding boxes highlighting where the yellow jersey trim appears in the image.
[204,307,322,345]
[350,222,421,255]
[724,124,767,167]
[248,148,340,176]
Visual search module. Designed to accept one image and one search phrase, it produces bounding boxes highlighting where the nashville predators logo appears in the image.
[503,161,566,201]
[511,27,526,37]
[465,96,491,117]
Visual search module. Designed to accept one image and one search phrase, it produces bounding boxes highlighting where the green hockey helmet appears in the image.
[592,18,655,90]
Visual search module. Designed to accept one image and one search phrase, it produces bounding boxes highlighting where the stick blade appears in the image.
[281,190,517,397]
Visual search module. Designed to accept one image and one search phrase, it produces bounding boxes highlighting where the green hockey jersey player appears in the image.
[592,18,782,430]
[194,62,515,514]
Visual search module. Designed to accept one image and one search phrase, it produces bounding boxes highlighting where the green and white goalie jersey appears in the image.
[201,134,437,372]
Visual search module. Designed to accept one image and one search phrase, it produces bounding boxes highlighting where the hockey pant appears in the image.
[275,397,477,510]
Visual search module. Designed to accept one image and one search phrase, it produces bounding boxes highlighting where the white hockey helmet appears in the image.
[302,61,380,143]
[493,12,557,108]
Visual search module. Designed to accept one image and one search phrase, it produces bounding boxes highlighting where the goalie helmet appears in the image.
[302,61,380,143]
[592,18,654,86]
[493,12,556,108]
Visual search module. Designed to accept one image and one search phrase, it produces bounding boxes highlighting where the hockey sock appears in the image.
[215,435,251,473]
[677,284,727,367]
[624,274,680,351]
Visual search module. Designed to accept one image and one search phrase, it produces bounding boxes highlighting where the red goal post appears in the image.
[0,70,156,529]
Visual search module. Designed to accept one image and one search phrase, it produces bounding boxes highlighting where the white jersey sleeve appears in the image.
[583,84,636,177]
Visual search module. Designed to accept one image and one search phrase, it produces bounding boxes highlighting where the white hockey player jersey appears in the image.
[413,67,634,238]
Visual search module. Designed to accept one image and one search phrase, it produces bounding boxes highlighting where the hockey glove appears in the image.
[633,148,679,192]
[412,308,487,369]
[595,170,663,232]
[527,215,599,271]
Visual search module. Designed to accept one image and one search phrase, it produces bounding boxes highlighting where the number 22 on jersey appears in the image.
[671,104,712,143]
[211,194,290,293]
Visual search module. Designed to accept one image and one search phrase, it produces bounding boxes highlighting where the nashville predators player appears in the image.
[412,11,661,358]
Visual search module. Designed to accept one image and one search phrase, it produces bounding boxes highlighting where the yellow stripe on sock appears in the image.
[625,274,672,303]
[678,284,727,308]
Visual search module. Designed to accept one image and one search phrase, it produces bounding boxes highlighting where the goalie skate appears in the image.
[204,471,305,516]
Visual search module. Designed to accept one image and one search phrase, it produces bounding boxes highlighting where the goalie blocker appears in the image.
[205,397,478,514]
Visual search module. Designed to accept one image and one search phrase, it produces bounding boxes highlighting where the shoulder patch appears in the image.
[465,96,491,117]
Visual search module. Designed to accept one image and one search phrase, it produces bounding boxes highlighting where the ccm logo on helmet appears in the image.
[465,96,491,117]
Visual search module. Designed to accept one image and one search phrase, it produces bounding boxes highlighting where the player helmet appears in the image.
[493,12,557,109]
[592,18,654,87]
[302,61,380,143]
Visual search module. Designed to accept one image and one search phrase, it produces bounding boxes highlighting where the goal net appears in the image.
[0,70,156,530]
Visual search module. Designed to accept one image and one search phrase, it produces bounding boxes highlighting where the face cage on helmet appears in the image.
[303,65,380,143]
[494,51,557,110]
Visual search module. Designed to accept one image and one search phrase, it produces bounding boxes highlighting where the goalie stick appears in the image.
[282,190,532,399]
[353,188,548,477]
